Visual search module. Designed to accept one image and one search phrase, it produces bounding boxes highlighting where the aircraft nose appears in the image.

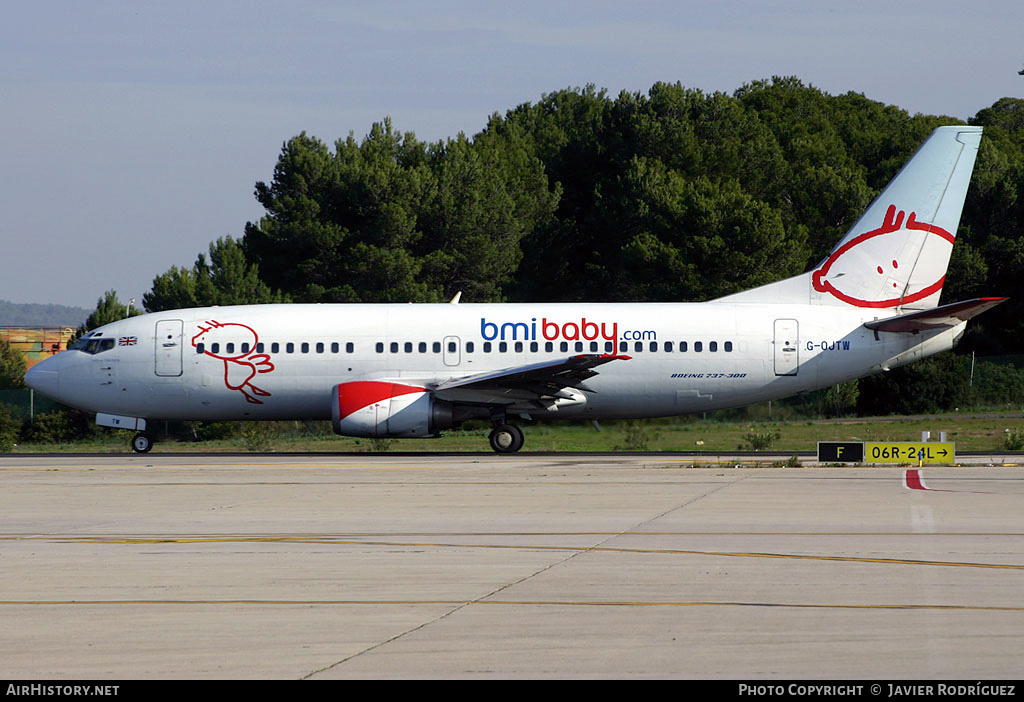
[24,362,60,398]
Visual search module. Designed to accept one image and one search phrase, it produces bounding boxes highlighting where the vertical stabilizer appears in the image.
[715,126,982,309]
[810,126,982,309]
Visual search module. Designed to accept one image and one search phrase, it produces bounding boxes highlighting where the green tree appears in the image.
[500,83,809,301]
[954,100,1024,352]
[0,404,19,452]
[603,160,805,301]
[243,119,556,303]
[244,125,438,302]
[857,355,972,415]
[417,127,558,301]
[823,381,859,418]
[498,85,624,301]
[144,79,1024,364]
[73,290,142,343]
[144,236,288,312]
[0,338,26,389]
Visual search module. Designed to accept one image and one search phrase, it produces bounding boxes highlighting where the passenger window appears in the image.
[256,343,265,353]
[466,342,474,353]
[665,341,673,352]
[211,343,220,354]
[375,342,384,353]
[483,342,491,353]
[634,341,643,352]
[241,343,250,353]
[710,341,718,352]
[649,341,658,352]
[605,341,614,353]
[725,341,733,352]
[405,342,413,353]
[390,342,398,353]
[419,342,427,353]
[196,343,205,354]
[620,341,628,352]
[694,342,703,352]
[301,342,310,353]
[545,342,553,353]
[331,342,339,353]
[346,343,354,353]
[316,342,325,353]
[499,342,508,353]
[530,342,538,352]
[271,343,279,353]
[560,342,568,352]
[286,342,294,353]
[226,343,235,354]
[515,341,523,353]
[432,342,441,353]
[448,341,457,353]
[679,342,687,352]
[574,342,583,352]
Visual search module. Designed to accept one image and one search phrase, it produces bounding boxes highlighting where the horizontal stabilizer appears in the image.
[863,297,1007,334]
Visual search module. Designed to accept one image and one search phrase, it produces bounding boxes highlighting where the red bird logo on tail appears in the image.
[812,204,955,308]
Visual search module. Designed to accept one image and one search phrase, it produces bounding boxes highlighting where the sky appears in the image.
[1,0,1021,310]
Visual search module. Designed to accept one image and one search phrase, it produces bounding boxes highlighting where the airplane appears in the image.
[25,125,1005,454]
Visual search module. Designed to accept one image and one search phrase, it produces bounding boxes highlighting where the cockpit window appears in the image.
[87,338,115,354]
[71,335,115,355]
[69,333,93,351]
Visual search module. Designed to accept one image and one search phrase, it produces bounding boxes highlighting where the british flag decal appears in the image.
[118,336,138,346]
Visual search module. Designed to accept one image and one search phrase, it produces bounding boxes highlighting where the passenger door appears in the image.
[155,320,183,377]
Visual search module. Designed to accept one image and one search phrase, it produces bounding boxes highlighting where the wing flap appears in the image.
[433,354,631,404]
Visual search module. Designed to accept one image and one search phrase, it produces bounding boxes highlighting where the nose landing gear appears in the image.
[131,432,153,453]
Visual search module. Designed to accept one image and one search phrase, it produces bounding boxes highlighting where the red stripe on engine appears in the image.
[336,381,426,420]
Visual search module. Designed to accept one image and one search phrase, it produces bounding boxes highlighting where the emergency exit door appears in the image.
[442,336,461,366]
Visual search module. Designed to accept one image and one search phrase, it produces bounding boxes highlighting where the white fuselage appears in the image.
[28,301,962,423]
[22,126,986,453]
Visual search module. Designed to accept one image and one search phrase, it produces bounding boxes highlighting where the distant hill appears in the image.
[0,300,90,327]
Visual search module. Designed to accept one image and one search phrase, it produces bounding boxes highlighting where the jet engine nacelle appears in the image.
[331,381,455,438]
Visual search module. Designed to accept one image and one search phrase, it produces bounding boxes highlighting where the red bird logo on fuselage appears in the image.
[191,320,275,404]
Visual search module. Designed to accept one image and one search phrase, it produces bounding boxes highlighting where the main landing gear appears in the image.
[488,422,524,454]
[131,432,154,453]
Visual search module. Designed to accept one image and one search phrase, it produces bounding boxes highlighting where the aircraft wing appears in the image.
[864,297,1008,334]
[432,354,631,405]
